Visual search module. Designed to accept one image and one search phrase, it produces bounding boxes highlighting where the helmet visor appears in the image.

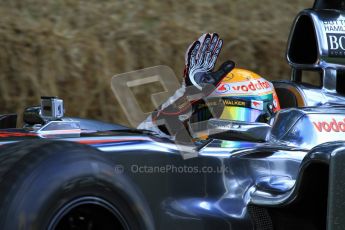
[220,106,263,122]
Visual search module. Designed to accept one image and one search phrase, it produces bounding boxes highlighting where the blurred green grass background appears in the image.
[0,0,313,126]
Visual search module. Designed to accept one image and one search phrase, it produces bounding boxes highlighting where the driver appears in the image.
[138,33,280,140]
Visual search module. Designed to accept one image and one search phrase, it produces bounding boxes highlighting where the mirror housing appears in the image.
[286,0,345,93]
[287,9,345,69]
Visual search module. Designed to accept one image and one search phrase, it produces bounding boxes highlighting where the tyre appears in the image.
[0,140,152,230]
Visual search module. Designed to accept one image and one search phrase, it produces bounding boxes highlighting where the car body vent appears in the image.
[248,205,273,230]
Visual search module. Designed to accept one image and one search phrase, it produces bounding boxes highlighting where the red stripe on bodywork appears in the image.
[0,132,37,138]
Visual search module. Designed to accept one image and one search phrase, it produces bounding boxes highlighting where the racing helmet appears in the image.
[191,68,280,123]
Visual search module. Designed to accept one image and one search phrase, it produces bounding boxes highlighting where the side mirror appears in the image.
[189,119,271,142]
[287,8,345,69]
[287,0,345,92]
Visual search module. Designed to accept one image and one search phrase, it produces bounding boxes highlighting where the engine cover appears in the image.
[271,106,345,148]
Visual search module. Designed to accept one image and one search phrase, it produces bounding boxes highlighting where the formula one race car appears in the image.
[1,1,345,230]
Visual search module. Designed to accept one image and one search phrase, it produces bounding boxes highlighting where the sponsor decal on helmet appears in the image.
[215,78,272,96]
[216,84,231,94]
[223,99,246,107]
[272,91,280,111]
[196,101,218,109]
[251,100,264,110]
[313,118,345,132]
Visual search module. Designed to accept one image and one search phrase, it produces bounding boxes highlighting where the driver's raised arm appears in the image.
[138,33,235,139]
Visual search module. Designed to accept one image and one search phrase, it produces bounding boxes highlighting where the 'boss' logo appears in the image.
[328,35,345,50]
[327,33,345,56]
